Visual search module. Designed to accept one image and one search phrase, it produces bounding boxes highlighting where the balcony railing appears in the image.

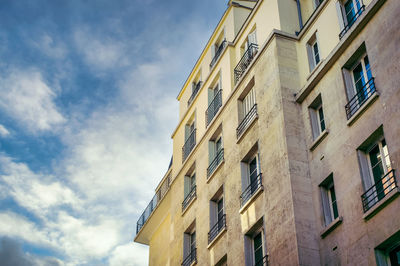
[234,43,258,84]
[208,214,226,244]
[205,89,222,127]
[182,129,196,162]
[255,255,268,266]
[240,173,263,207]
[182,248,197,266]
[339,4,365,39]
[182,185,196,211]
[207,148,224,178]
[210,40,227,69]
[345,77,376,119]
[188,81,203,106]
[136,174,171,234]
[237,104,257,139]
[361,169,397,213]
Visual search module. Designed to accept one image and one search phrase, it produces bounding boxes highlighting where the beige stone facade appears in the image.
[134,0,400,265]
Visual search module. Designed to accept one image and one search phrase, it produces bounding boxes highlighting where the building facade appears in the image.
[134,0,400,265]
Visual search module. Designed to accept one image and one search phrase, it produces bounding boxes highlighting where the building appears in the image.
[133,0,400,265]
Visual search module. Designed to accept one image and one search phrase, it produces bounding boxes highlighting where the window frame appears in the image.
[306,32,321,72]
[320,174,339,226]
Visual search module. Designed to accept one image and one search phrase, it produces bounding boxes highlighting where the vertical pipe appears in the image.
[297,0,304,29]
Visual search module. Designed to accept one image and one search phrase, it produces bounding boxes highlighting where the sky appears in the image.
[0,0,228,265]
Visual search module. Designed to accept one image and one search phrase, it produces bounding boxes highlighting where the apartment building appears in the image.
[134,0,400,265]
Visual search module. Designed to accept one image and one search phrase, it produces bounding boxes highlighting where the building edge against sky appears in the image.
[134,0,400,265]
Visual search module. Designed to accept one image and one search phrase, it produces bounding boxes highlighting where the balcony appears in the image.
[237,104,257,139]
[339,4,365,39]
[255,255,268,266]
[208,214,226,244]
[182,185,196,211]
[345,77,376,120]
[182,248,197,266]
[205,89,222,127]
[188,81,203,106]
[234,43,258,84]
[240,173,263,207]
[207,148,224,178]
[182,129,196,162]
[210,40,227,69]
[361,169,397,213]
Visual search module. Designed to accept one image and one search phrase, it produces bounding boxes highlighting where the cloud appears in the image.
[31,34,67,59]
[108,243,148,266]
[0,124,10,137]
[0,69,66,133]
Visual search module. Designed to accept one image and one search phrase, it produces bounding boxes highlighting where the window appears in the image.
[244,218,267,266]
[188,71,202,106]
[320,174,339,226]
[183,164,196,211]
[375,230,400,266]
[237,78,257,138]
[358,127,397,212]
[207,126,224,178]
[234,29,258,83]
[307,33,320,71]
[182,117,196,162]
[206,75,222,126]
[210,31,227,68]
[183,223,197,266]
[240,144,262,206]
[209,187,226,244]
[343,45,376,119]
[336,0,365,38]
[309,95,326,140]
[313,0,324,9]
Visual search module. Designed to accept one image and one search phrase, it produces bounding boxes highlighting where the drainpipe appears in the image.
[296,0,304,29]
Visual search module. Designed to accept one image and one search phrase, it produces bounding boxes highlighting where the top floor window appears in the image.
[234,29,258,84]
[188,71,202,106]
[337,0,365,39]
[210,31,227,69]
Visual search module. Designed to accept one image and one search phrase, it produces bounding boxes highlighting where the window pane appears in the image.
[253,232,263,264]
[389,245,400,266]
[345,0,355,24]
[330,186,339,219]
[364,56,372,81]
[318,107,325,132]
[313,42,320,65]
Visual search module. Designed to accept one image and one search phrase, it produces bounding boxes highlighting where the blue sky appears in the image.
[0,1,227,265]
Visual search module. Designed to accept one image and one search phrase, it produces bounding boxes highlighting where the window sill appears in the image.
[310,129,329,151]
[181,195,197,216]
[206,160,225,184]
[347,92,379,126]
[236,114,258,144]
[207,227,227,249]
[363,187,400,220]
[239,186,263,214]
[320,216,343,238]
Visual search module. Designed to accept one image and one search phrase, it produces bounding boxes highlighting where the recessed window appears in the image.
[182,116,196,162]
[309,95,326,140]
[209,186,226,244]
[237,78,257,138]
[240,144,262,206]
[320,174,339,226]
[307,33,321,72]
[183,222,197,266]
[207,125,224,178]
[375,230,400,266]
[336,0,365,38]
[206,75,222,126]
[182,164,196,211]
[244,218,267,266]
[188,71,202,106]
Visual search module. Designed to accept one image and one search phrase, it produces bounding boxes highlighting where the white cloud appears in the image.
[109,243,149,266]
[0,124,10,137]
[0,69,66,133]
[32,34,67,59]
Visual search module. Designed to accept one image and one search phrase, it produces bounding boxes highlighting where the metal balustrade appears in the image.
[188,81,203,106]
[208,214,226,244]
[361,169,397,213]
[207,148,224,178]
[237,104,257,138]
[205,89,222,127]
[182,186,196,211]
[182,129,196,162]
[182,248,197,266]
[234,43,258,84]
[255,255,268,266]
[240,173,263,207]
[210,40,227,68]
[345,77,376,119]
[339,4,365,39]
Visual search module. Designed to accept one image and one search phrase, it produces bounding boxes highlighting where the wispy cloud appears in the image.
[0,69,66,133]
[0,125,10,137]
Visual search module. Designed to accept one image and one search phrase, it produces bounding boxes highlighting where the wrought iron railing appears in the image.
[240,173,263,207]
[182,248,197,266]
[345,77,376,119]
[339,4,365,39]
[188,81,203,106]
[255,255,268,266]
[205,89,222,127]
[210,40,227,68]
[237,104,257,138]
[182,186,196,211]
[361,169,397,212]
[208,214,226,244]
[234,43,258,84]
[182,129,196,162]
[207,148,224,178]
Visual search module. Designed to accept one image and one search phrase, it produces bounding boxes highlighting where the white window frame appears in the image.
[306,33,321,72]
[241,87,256,121]
[252,227,265,265]
[350,54,371,96]
[320,175,339,226]
[309,96,326,140]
